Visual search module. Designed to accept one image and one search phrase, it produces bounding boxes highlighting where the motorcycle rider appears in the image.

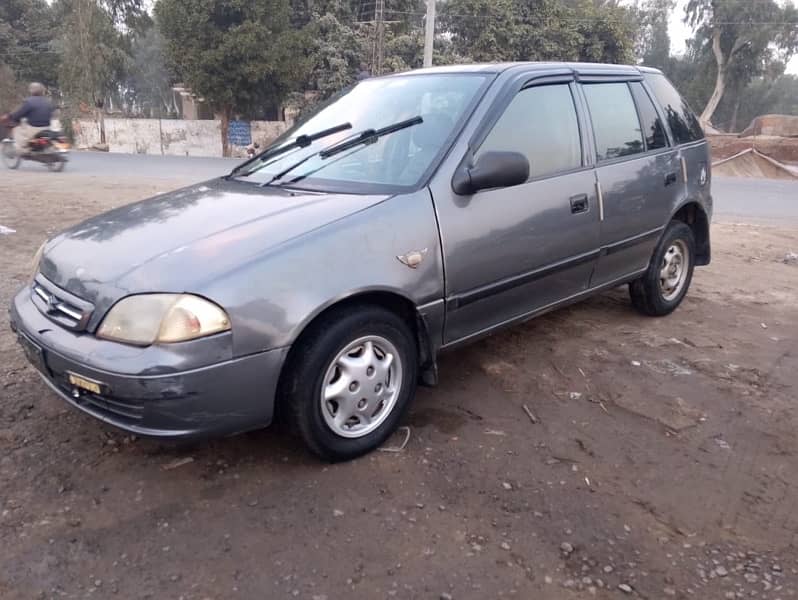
[8,82,54,152]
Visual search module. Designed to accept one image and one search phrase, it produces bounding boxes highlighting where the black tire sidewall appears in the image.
[645,221,696,314]
[287,306,418,461]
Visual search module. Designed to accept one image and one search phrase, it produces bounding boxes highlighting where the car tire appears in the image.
[629,220,695,317]
[281,304,418,462]
[47,159,65,172]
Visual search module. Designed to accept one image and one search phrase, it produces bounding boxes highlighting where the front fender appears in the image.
[198,189,445,357]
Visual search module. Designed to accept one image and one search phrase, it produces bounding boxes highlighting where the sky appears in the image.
[667,0,798,74]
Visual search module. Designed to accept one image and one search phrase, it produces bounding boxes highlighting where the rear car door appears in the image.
[435,77,601,344]
[582,80,681,286]
[643,71,711,222]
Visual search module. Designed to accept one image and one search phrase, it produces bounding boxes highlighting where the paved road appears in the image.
[15,152,798,222]
[711,176,798,223]
[35,151,240,179]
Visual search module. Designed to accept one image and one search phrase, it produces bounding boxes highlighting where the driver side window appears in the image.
[477,83,582,181]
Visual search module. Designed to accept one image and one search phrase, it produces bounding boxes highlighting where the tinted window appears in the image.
[583,83,644,161]
[630,82,667,151]
[477,84,582,180]
[644,73,704,144]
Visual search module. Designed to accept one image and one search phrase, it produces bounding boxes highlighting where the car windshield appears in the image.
[235,73,490,192]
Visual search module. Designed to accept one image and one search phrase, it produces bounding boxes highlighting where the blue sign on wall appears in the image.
[228,120,252,146]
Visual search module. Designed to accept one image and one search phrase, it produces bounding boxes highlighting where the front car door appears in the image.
[581,79,682,287]
[432,75,601,345]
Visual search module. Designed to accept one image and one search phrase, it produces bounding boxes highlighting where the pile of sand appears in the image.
[739,114,798,138]
[712,148,798,179]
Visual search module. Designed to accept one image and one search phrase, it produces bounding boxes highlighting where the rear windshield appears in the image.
[643,73,704,145]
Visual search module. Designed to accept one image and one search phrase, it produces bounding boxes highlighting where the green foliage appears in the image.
[636,0,675,70]
[302,11,368,99]
[155,0,310,118]
[0,62,25,111]
[685,0,798,121]
[441,0,636,64]
[0,0,58,89]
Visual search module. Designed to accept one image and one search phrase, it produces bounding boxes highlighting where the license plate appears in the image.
[17,333,47,374]
[67,372,103,395]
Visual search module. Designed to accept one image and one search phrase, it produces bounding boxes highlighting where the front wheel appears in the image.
[281,305,418,461]
[1,140,20,169]
[630,221,695,316]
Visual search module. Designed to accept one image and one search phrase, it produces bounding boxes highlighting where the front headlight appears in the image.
[30,242,46,281]
[97,294,231,346]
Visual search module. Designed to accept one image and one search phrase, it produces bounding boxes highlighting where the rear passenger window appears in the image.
[477,84,582,180]
[582,83,644,161]
[643,73,704,144]
[630,82,667,151]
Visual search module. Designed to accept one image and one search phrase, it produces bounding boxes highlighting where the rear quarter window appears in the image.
[643,73,704,145]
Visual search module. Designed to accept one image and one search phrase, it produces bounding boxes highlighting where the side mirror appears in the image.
[452,151,530,195]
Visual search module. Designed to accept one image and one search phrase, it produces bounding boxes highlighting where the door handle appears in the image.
[570,193,589,214]
[664,172,678,186]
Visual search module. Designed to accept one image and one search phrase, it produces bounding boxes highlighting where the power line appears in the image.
[384,8,798,26]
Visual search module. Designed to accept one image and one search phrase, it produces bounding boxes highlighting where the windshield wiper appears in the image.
[319,116,423,159]
[230,122,352,177]
[263,115,423,187]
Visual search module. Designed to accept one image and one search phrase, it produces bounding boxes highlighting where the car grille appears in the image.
[56,379,145,423]
[31,276,94,331]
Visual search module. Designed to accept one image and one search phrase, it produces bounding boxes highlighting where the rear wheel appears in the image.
[280,304,418,462]
[630,221,695,316]
[46,158,65,172]
[1,140,20,169]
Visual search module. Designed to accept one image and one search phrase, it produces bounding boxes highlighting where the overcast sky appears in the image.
[667,0,798,74]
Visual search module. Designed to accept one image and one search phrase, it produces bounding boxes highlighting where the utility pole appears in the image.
[423,0,436,68]
[371,0,385,76]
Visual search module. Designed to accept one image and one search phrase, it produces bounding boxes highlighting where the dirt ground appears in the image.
[1,169,798,600]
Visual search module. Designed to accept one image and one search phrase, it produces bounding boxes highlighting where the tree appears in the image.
[57,0,131,143]
[686,0,798,126]
[302,11,369,99]
[637,0,675,70]
[0,0,58,90]
[441,0,636,65]
[0,63,25,114]
[730,74,798,130]
[155,0,311,156]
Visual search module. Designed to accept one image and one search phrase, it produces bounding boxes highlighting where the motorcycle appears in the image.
[1,114,70,172]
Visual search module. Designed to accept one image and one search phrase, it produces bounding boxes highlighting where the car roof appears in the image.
[389,62,664,77]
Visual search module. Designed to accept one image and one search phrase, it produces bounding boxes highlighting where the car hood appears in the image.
[39,178,390,311]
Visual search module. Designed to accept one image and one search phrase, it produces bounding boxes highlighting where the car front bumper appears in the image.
[9,286,287,439]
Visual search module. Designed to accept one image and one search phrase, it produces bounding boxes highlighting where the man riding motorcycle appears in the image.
[6,82,54,151]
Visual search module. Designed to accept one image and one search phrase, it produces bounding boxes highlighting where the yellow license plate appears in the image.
[67,372,102,394]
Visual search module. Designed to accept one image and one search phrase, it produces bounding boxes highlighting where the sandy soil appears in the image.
[1,169,798,600]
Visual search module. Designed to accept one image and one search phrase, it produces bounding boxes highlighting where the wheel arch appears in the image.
[277,289,438,407]
[671,201,710,266]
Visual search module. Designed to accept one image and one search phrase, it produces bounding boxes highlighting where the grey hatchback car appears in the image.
[10,63,711,461]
